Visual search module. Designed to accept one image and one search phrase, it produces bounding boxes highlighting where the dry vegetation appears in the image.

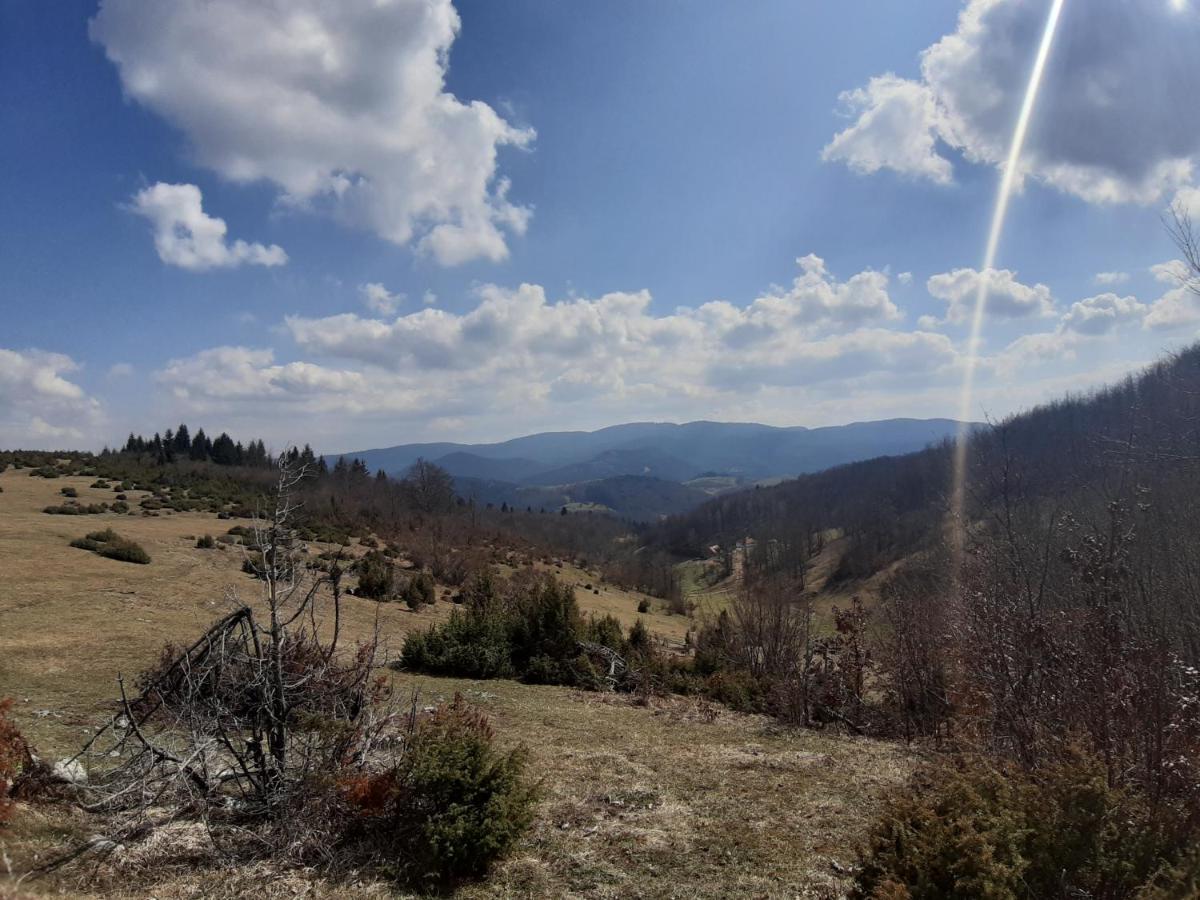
[0,467,911,898]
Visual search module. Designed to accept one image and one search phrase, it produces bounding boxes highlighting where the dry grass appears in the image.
[0,468,913,898]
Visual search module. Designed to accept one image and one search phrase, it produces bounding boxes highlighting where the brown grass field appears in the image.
[0,468,911,898]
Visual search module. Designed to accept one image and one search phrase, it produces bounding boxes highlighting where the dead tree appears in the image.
[55,455,396,865]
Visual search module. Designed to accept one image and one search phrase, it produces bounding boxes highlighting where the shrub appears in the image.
[196,534,216,549]
[70,528,151,564]
[853,751,1192,900]
[401,607,515,679]
[367,695,536,885]
[1,697,33,825]
[403,572,436,609]
[637,598,651,613]
[60,486,78,498]
[400,571,639,689]
[356,550,396,600]
[43,502,108,515]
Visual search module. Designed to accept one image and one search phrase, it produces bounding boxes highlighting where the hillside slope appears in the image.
[647,345,1200,584]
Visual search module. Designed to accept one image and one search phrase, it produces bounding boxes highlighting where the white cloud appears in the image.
[926,267,1055,324]
[1144,285,1200,330]
[151,255,967,443]
[1060,292,1145,335]
[0,348,103,447]
[91,0,534,265]
[825,0,1200,205]
[286,255,904,371]
[897,271,914,285]
[822,75,953,185]
[991,329,1080,375]
[422,290,438,306]
[157,346,369,404]
[130,183,287,271]
[1174,185,1200,219]
[107,362,134,378]
[1093,271,1129,286]
[360,283,404,316]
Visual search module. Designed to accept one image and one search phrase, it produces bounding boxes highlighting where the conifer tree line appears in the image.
[112,424,321,471]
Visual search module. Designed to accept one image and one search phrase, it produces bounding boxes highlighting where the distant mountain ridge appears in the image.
[334,418,969,481]
[329,418,971,521]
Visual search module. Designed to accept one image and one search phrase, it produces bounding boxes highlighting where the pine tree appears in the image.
[211,432,237,466]
[190,428,209,461]
[174,424,191,455]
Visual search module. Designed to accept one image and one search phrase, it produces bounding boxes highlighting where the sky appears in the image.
[3,0,1200,454]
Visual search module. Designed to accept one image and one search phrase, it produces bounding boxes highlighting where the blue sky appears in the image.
[3,0,1200,453]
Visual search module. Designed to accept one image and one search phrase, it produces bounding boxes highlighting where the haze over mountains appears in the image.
[335,418,969,520]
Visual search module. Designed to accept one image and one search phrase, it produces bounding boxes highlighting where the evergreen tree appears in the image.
[174,424,191,455]
[190,428,209,461]
[211,432,237,465]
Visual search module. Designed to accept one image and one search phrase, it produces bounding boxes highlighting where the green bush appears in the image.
[43,502,108,515]
[356,550,396,600]
[401,607,515,679]
[60,486,78,498]
[393,695,536,884]
[853,752,1191,900]
[402,572,436,609]
[196,534,216,549]
[69,528,151,565]
[637,598,650,613]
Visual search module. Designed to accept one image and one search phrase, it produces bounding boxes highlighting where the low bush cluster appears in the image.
[69,528,151,564]
[401,570,665,690]
[853,751,1199,899]
[43,501,110,515]
[340,695,537,885]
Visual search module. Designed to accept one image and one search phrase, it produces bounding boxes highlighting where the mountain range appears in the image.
[333,418,970,521]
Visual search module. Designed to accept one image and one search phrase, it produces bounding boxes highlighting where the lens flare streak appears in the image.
[951,0,1067,553]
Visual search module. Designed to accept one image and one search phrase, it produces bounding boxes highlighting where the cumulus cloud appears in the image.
[0,348,103,446]
[285,256,903,371]
[1094,271,1129,286]
[1175,185,1200,220]
[824,0,1200,205]
[926,267,1055,325]
[91,0,533,265]
[822,75,953,185]
[151,255,968,441]
[360,283,403,316]
[131,183,287,271]
[158,346,368,404]
[1060,292,1146,335]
